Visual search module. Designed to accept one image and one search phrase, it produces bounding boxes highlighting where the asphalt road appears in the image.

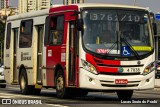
[0,85,160,107]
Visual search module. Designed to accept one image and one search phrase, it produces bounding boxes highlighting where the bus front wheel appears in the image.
[56,69,70,98]
[117,90,133,100]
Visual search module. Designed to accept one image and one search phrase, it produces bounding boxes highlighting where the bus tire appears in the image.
[19,69,32,95]
[0,85,6,88]
[55,69,69,98]
[117,90,133,100]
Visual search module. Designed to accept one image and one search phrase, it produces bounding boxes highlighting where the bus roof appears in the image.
[7,9,49,21]
[7,3,148,21]
[75,3,147,11]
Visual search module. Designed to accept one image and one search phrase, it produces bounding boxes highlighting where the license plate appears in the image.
[126,68,140,72]
[115,79,128,84]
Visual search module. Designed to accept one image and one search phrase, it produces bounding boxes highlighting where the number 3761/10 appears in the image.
[90,13,141,22]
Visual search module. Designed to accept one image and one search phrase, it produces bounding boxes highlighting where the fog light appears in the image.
[146,79,149,82]
[89,78,93,82]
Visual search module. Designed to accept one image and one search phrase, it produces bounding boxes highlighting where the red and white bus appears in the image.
[4,4,156,100]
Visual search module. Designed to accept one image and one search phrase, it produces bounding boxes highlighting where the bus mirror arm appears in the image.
[71,10,81,16]
[76,19,84,31]
[152,23,157,35]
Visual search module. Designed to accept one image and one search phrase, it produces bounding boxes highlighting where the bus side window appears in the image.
[49,15,64,45]
[19,20,33,48]
[44,16,49,46]
[6,23,11,49]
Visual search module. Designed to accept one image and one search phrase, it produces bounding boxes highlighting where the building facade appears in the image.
[19,0,50,13]
[0,0,9,9]
[38,0,50,10]
[63,0,84,5]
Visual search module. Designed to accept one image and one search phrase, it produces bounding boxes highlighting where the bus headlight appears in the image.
[81,59,98,75]
[143,62,155,75]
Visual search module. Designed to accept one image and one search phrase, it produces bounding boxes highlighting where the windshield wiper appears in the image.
[105,41,118,55]
[103,35,141,60]
[104,31,120,56]
[120,37,140,60]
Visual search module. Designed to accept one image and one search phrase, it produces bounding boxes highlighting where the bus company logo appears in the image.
[20,52,31,61]
[2,99,11,104]
[118,67,124,73]
[137,61,141,65]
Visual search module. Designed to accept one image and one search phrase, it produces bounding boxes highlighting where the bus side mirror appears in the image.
[152,23,157,35]
[76,19,83,31]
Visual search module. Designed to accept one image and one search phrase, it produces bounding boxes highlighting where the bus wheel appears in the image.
[56,70,69,98]
[19,69,32,95]
[117,90,133,100]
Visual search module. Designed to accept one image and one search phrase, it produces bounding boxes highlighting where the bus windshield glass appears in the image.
[82,9,153,58]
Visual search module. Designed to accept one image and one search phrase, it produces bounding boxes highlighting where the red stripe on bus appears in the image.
[46,70,54,86]
[86,53,120,73]
[76,56,79,88]
[97,67,118,73]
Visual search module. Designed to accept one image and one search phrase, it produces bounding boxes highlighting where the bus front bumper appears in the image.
[79,68,155,90]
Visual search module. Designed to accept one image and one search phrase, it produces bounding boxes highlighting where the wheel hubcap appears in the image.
[21,76,25,90]
[57,76,63,91]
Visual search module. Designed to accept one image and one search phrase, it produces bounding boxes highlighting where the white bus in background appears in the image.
[4,4,157,100]
[154,13,160,78]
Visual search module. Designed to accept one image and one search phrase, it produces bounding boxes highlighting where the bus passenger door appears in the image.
[4,23,11,84]
[37,25,44,84]
[13,28,18,83]
[68,21,78,86]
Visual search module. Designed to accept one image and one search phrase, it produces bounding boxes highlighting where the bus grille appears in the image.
[100,80,140,87]
[100,72,141,75]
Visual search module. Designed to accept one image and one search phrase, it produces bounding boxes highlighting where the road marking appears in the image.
[46,104,69,107]
[0,93,41,99]
[0,96,11,98]
[7,87,19,89]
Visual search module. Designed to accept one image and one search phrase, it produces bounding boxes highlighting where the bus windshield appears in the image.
[82,9,153,58]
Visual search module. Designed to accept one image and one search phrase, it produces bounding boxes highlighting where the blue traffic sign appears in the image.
[121,46,131,56]
[155,14,160,20]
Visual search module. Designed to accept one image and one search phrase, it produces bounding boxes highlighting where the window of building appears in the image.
[6,23,11,49]
[49,15,64,45]
[71,0,74,3]
[19,20,33,48]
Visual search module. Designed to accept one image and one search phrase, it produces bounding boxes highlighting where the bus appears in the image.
[4,4,156,100]
[154,13,160,78]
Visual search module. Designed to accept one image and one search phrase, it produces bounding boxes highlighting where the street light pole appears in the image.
[133,0,136,6]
